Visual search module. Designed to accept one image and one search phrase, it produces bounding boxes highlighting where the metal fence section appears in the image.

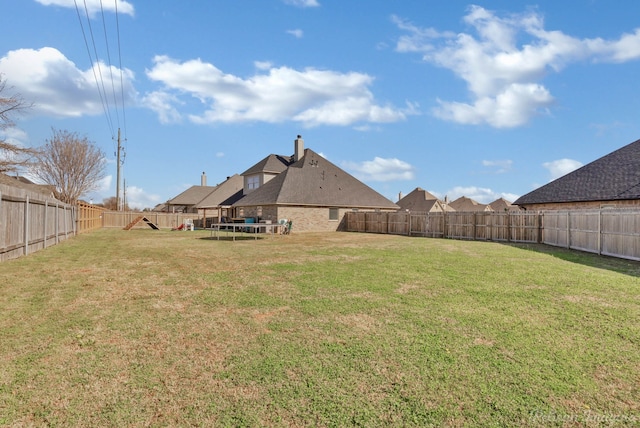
[345,209,640,261]
[1,186,76,262]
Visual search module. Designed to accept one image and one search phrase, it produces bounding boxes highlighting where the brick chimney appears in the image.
[201,171,207,186]
[294,135,304,162]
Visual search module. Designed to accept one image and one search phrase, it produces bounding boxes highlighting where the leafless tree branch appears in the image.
[31,128,106,204]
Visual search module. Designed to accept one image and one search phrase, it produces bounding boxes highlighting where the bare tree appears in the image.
[32,128,106,204]
[0,74,35,173]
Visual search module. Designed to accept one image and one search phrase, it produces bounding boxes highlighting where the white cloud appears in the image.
[287,29,304,39]
[283,0,319,7]
[34,0,134,17]
[0,47,136,119]
[141,91,183,124]
[543,158,583,181]
[124,185,162,210]
[342,157,415,182]
[0,127,29,148]
[145,56,411,127]
[254,61,273,70]
[444,186,519,204]
[482,159,513,173]
[394,6,640,128]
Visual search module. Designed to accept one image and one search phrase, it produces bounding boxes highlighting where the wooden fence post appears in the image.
[44,200,48,249]
[598,208,602,256]
[24,196,29,256]
[566,211,571,249]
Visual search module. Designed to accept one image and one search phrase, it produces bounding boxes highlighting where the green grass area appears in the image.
[1,229,639,426]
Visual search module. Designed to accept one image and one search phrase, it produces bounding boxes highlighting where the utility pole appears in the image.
[115,128,122,211]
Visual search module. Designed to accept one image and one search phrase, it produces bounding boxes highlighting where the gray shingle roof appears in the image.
[167,185,217,205]
[233,148,398,209]
[514,138,640,205]
[195,174,244,208]
[0,173,55,197]
[241,154,293,175]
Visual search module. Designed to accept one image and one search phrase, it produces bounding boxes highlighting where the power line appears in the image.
[81,0,115,137]
[73,0,129,210]
[114,0,128,140]
[99,0,121,131]
[73,0,115,138]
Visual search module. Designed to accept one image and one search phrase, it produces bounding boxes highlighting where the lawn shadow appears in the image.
[504,242,640,278]
[199,235,270,242]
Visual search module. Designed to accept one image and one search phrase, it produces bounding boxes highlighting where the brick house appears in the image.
[231,136,399,232]
[514,138,640,210]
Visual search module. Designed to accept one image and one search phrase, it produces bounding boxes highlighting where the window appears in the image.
[329,208,339,221]
[247,175,260,190]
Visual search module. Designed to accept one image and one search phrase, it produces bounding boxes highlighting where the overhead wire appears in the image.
[73,0,129,208]
[73,0,115,139]
[81,0,115,138]
[114,0,128,141]
[99,0,121,132]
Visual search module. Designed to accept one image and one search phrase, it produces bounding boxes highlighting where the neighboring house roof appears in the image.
[233,148,399,209]
[167,185,217,206]
[397,187,441,212]
[195,174,244,209]
[0,173,55,197]
[241,154,293,175]
[514,138,640,205]
[489,197,518,212]
[449,196,492,212]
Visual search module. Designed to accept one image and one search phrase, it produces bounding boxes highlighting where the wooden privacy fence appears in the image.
[542,209,640,261]
[345,208,640,261]
[0,186,76,262]
[77,202,106,233]
[346,211,542,243]
[101,211,195,229]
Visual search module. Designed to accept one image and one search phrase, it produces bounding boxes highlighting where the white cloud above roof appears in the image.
[283,0,320,8]
[543,158,583,181]
[394,5,640,128]
[145,56,411,127]
[342,157,415,182]
[0,47,136,118]
[443,186,519,204]
[34,0,134,17]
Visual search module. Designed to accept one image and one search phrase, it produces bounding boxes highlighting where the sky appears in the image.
[2,0,640,209]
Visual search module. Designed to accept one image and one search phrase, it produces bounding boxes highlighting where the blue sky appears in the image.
[2,0,640,209]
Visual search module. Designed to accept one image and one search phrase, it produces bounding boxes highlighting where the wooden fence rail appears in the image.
[101,211,195,229]
[345,209,640,261]
[1,186,76,262]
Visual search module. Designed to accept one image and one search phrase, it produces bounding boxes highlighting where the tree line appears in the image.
[1,74,109,206]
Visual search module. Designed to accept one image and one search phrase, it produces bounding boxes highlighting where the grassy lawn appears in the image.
[1,229,639,427]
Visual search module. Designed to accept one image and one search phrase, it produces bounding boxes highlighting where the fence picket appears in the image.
[345,209,640,261]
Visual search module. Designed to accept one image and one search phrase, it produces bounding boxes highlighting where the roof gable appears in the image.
[195,174,244,208]
[234,148,398,209]
[449,196,491,212]
[514,138,640,205]
[241,154,293,176]
[397,187,441,212]
[489,197,516,212]
[167,185,217,206]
